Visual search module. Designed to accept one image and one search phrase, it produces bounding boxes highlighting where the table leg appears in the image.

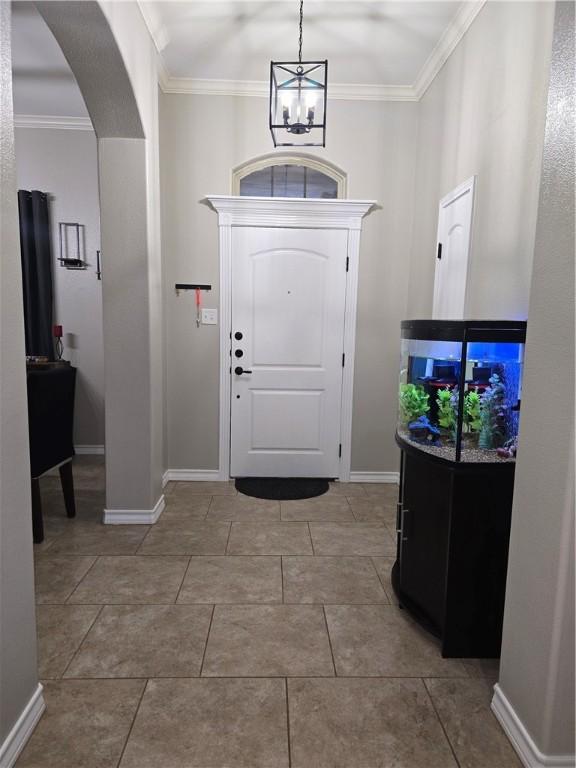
[59,460,76,518]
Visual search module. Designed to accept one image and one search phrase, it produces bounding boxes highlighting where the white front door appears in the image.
[432,176,475,319]
[230,226,348,477]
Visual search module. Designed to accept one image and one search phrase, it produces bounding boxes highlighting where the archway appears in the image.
[36,1,164,521]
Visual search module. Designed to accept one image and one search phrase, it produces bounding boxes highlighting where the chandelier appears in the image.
[269,0,327,147]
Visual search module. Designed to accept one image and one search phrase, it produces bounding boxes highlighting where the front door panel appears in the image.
[230,227,348,477]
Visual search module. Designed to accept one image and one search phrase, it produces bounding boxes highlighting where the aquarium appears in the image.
[397,320,527,463]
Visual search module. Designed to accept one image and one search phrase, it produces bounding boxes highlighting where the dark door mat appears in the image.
[235,477,330,500]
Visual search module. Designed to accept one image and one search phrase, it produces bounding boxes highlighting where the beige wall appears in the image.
[160,94,419,473]
[497,1,575,759]
[0,0,41,749]
[15,126,104,449]
[160,3,555,476]
[407,1,554,319]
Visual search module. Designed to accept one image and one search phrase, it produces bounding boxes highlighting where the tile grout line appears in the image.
[280,556,285,604]
[59,603,105,679]
[307,522,315,556]
[205,494,216,522]
[64,555,102,604]
[115,678,150,768]
[348,495,361,522]
[51,601,413,607]
[422,677,462,768]
[285,677,293,768]
[368,556,393,605]
[44,553,404,560]
[36,673,476,681]
[198,604,216,677]
[322,605,338,677]
[173,555,193,604]
[224,519,233,554]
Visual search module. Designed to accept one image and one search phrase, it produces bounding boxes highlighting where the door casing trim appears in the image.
[204,196,376,481]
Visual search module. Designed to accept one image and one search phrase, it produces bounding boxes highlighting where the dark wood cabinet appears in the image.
[393,435,515,658]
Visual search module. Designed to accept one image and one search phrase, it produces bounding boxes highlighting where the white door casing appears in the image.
[231,227,348,477]
[204,196,375,481]
[432,176,476,319]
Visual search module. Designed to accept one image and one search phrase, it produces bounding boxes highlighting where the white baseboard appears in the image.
[103,494,165,525]
[0,683,45,768]
[162,469,399,485]
[163,469,221,485]
[349,471,400,484]
[491,684,576,768]
[74,444,105,455]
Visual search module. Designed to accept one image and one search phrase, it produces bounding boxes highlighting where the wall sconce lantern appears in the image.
[269,1,327,147]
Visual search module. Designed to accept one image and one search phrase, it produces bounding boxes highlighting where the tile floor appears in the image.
[18,456,521,768]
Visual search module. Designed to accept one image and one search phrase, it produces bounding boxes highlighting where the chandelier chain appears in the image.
[298,0,303,62]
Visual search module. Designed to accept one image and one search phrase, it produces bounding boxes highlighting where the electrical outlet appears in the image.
[201,308,218,325]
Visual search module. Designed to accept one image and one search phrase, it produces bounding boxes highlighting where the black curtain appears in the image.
[18,190,54,360]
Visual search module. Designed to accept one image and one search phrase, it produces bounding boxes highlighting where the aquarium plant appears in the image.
[479,374,507,449]
[464,390,482,433]
[399,383,429,425]
[436,387,457,436]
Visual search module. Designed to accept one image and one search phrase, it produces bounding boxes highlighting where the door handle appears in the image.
[234,366,252,375]
[396,501,403,533]
[401,508,410,542]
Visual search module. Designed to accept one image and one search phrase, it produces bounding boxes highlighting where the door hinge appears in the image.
[338,443,342,458]
[342,353,345,367]
[437,242,443,260]
[345,256,349,272]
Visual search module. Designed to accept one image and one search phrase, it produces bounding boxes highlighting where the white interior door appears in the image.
[432,176,475,319]
[230,227,348,477]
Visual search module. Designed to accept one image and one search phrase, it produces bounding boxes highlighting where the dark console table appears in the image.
[27,363,77,543]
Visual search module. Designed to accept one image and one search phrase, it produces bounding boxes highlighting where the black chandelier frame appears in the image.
[269,1,328,147]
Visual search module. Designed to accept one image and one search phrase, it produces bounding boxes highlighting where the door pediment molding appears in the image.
[203,196,376,230]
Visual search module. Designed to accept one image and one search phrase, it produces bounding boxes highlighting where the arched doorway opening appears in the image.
[35,1,164,523]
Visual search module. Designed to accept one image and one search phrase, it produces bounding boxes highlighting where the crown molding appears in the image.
[137,0,170,54]
[157,51,171,92]
[161,76,417,101]
[13,114,93,131]
[141,0,486,103]
[413,0,487,99]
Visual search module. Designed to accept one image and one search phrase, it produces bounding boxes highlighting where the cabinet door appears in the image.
[399,452,451,634]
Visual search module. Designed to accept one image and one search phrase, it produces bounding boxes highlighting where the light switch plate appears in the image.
[201,308,218,325]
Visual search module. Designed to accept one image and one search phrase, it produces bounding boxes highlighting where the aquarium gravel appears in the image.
[398,429,516,463]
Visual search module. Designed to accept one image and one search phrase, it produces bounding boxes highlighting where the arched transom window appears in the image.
[233,153,347,199]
